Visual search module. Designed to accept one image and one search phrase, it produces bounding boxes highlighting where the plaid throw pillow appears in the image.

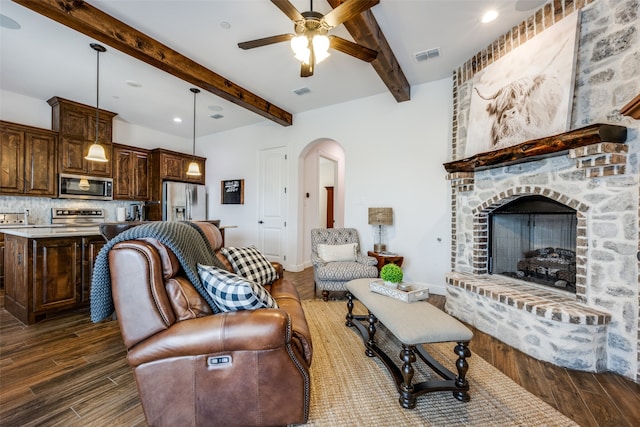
[220,246,278,286]
[197,264,278,312]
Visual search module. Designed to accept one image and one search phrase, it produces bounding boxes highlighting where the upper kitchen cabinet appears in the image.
[113,143,150,201]
[0,120,57,197]
[152,148,206,185]
[48,97,116,177]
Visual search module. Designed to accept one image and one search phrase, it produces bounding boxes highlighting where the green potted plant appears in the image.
[380,263,403,288]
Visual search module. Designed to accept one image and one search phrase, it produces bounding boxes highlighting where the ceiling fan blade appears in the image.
[271,0,304,22]
[329,36,378,62]
[301,46,315,77]
[323,0,379,28]
[238,33,294,50]
[300,61,314,77]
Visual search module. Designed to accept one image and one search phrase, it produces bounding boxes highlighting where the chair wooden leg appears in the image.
[322,290,329,302]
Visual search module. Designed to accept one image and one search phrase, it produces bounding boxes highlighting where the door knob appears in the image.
[258,220,264,224]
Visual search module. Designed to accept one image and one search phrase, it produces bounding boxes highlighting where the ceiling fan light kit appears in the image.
[238,0,379,77]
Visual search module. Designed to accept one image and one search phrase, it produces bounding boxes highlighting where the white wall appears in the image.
[200,77,454,293]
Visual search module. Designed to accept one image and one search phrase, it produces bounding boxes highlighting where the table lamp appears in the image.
[368,207,393,252]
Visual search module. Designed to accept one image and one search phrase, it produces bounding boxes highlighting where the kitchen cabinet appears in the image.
[153,148,206,184]
[113,143,150,200]
[0,233,4,289]
[82,235,106,303]
[48,96,116,177]
[3,232,104,325]
[147,148,207,220]
[0,121,57,196]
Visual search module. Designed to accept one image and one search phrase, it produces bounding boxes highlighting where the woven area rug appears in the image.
[296,299,578,427]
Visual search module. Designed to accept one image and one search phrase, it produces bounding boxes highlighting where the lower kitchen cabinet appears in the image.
[4,234,104,324]
[82,236,106,303]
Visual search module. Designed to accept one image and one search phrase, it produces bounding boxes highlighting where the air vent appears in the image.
[293,87,311,96]
[210,114,224,119]
[414,47,440,62]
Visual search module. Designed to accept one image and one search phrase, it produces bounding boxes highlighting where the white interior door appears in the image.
[258,146,287,263]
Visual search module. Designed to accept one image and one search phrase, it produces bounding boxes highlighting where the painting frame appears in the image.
[464,11,581,158]
[221,179,244,205]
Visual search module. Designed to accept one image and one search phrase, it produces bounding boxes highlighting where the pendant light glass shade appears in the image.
[85,143,108,162]
[186,87,202,177]
[85,43,108,163]
[186,161,201,176]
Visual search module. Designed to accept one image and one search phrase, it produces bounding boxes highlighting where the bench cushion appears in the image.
[347,278,473,345]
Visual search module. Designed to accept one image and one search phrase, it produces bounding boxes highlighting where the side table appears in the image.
[367,251,404,274]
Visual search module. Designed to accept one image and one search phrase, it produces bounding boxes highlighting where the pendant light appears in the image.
[85,43,108,163]
[186,87,202,176]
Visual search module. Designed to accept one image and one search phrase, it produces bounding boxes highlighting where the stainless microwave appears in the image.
[58,173,113,200]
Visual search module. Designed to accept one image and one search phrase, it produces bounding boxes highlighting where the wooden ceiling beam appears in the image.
[12,0,293,127]
[327,0,411,102]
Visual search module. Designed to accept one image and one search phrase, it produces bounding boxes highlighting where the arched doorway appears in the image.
[299,139,345,265]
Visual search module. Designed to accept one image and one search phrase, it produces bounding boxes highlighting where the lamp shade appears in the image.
[368,207,393,225]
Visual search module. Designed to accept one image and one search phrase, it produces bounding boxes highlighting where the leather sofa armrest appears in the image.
[127,309,291,367]
[271,261,284,278]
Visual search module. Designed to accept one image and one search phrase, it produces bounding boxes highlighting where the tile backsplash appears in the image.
[0,196,140,225]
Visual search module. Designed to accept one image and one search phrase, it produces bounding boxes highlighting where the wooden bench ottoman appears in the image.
[345,278,474,409]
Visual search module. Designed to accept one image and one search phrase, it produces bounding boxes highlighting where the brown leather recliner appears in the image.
[105,221,312,426]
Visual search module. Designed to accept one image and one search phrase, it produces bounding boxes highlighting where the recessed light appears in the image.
[125,80,142,88]
[220,21,231,30]
[208,105,224,112]
[0,14,21,30]
[481,10,499,23]
[173,117,182,123]
[210,114,224,120]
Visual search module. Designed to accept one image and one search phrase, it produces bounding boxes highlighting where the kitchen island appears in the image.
[2,226,105,325]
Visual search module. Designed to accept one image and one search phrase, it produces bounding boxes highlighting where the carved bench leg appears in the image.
[345,292,354,327]
[452,341,471,402]
[321,290,330,301]
[399,344,417,409]
[365,311,377,357]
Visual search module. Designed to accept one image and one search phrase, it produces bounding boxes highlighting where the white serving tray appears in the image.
[369,279,429,303]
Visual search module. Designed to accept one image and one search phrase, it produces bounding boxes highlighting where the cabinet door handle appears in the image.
[18,253,22,265]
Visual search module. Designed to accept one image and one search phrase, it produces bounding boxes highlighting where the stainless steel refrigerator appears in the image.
[162,181,207,221]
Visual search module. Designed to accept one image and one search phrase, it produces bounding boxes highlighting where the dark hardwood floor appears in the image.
[1,268,639,426]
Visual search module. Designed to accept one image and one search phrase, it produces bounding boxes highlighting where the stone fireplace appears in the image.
[443,0,639,382]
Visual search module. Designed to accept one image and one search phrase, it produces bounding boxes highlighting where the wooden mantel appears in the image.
[620,93,640,119]
[443,124,627,173]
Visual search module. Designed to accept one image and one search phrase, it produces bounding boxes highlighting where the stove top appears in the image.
[0,211,28,227]
[51,208,105,225]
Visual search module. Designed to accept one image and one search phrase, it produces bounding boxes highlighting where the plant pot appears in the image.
[384,280,399,289]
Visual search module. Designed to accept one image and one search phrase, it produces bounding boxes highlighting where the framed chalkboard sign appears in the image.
[221,179,244,204]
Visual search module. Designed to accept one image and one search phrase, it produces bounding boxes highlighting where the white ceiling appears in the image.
[0,0,547,139]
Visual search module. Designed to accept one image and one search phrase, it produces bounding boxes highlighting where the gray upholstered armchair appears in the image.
[311,228,379,301]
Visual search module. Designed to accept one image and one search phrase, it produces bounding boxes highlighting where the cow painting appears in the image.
[474,73,563,148]
[463,12,579,158]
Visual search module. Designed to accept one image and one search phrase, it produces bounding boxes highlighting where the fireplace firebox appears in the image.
[488,196,577,293]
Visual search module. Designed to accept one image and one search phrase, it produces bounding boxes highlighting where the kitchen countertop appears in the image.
[0,226,102,238]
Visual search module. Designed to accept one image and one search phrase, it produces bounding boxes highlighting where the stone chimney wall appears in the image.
[448,0,640,382]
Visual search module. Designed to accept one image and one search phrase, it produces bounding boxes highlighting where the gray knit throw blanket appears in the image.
[90,221,225,322]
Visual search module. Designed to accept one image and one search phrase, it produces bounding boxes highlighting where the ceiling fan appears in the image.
[238,0,379,77]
